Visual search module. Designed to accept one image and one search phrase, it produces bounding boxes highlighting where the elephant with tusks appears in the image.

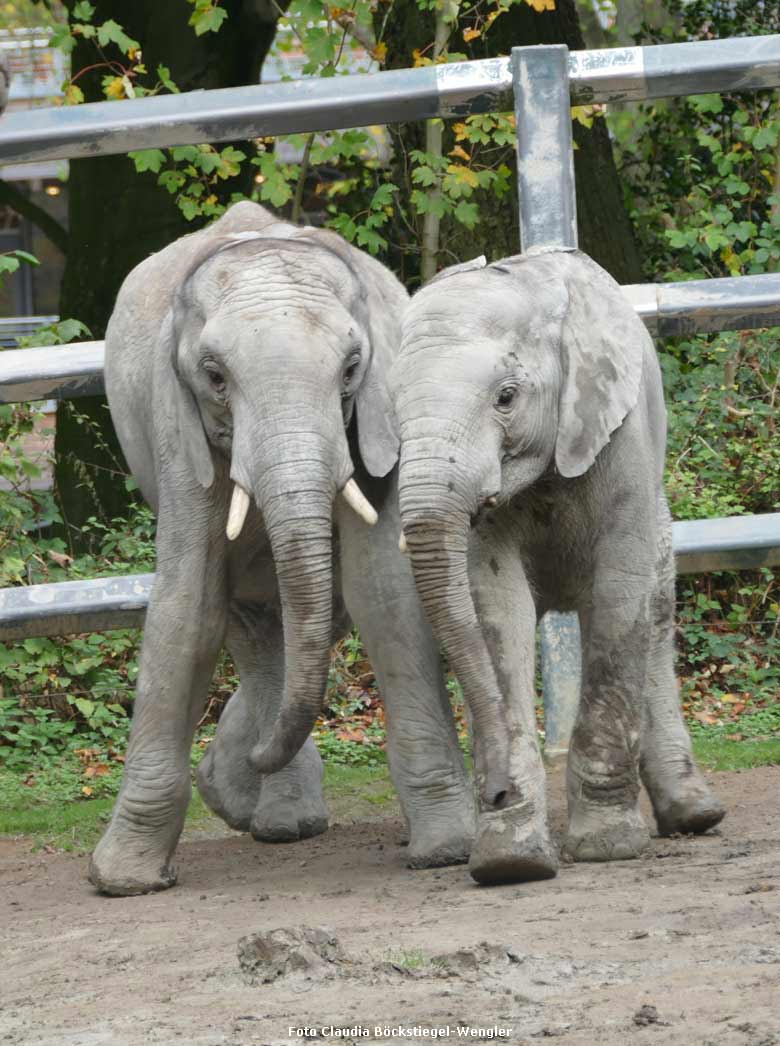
[91,202,475,895]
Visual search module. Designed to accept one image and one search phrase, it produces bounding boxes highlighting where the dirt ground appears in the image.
[1,763,779,1046]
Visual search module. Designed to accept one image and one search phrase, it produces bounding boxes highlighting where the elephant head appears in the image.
[158,217,402,774]
[393,248,646,810]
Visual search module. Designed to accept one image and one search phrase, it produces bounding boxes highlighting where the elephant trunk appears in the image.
[399,457,511,811]
[242,424,348,776]
[249,489,334,774]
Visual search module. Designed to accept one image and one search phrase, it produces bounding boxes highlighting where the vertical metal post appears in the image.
[511,44,577,251]
[512,44,582,754]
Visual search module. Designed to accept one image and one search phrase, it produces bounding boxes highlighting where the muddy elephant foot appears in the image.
[250,792,329,842]
[406,819,472,869]
[250,738,329,843]
[652,782,725,837]
[562,803,651,863]
[468,803,558,885]
[89,828,178,896]
[642,750,725,837]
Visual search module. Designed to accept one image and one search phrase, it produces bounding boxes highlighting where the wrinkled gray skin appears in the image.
[90,202,474,896]
[394,248,725,885]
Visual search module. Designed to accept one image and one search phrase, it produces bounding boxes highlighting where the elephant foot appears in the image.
[89,829,178,896]
[197,742,258,833]
[250,740,329,843]
[562,803,651,863]
[406,823,472,869]
[468,804,558,885]
[652,784,725,837]
[250,791,329,843]
[642,742,726,837]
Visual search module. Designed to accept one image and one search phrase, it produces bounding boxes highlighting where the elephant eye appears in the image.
[342,353,361,392]
[495,385,518,411]
[204,362,226,391]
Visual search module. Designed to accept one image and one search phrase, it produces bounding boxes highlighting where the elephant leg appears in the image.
[563,581,652,863]
[465,530,558,884]
[89,506,228,896]
[197,601,329,842]
[640,495,725,835]
[337,480,476,868]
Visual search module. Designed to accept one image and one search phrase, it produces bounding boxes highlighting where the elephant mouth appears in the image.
[225,476,377,543]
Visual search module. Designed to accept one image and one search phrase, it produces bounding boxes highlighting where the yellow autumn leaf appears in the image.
[527,0,555,11]
[412,48,432,67]
[452,122,468,141]
[462,27,481,42]
[449,144,471,162]
[64,82,84,106]
[447,164,479,188]
[81,785,93,796]
[128,46,141,62]
[571,105,594,129]
[105,76,126,100]
[373,41,388,63]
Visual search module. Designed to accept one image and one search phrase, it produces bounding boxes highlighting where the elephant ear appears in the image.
[553,251,646,479]
[347,250,406,478]
[158,310,215,490]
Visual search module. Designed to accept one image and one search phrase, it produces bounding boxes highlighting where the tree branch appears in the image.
[0,180,68,255]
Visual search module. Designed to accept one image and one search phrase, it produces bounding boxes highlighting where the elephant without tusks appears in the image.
[393,248,725,885]
[90,202,475,896]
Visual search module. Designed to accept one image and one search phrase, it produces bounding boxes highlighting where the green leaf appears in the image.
[412,165,437,187]
[129,149,166,174]
[49,24,75,53]
[753,126,779,150]
[97,19,141,55]
[157,65,180,94]
[73,697,96,718]
[454,200,480,228]
[171,145,200,164]
[189,5,228,35]
[73,1,96,19]
[689,93,723,114]
[158,170,186,194]
[12,250,39,266]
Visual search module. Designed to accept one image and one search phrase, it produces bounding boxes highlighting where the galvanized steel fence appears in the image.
[1,33,779,750]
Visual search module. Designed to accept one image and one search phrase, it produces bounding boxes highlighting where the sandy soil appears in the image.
[1,763,779,1046]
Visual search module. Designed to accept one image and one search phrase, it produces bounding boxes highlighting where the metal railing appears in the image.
[0,33,778,752]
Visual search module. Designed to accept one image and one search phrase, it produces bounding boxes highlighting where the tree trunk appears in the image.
[55,0,280,541]
[457,0,643,283]
[378,0,643,288]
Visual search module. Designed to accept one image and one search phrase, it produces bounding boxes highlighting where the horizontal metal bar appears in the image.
[0,573,152,641]
[0,58,511,165]
[621,273,780,337]
[569,34,780,104]
[3,273,779,404]
[673,513,780,574]
[0,341,104,402]
[1,516,777,640]
[0,36,777,164]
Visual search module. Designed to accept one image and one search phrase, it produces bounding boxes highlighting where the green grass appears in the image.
[0,759,396,854]
[692,736,780,771]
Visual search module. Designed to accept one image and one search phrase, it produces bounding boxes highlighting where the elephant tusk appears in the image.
[399,531,408,553]
[226,483,251,541]
[341,478,378,526]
